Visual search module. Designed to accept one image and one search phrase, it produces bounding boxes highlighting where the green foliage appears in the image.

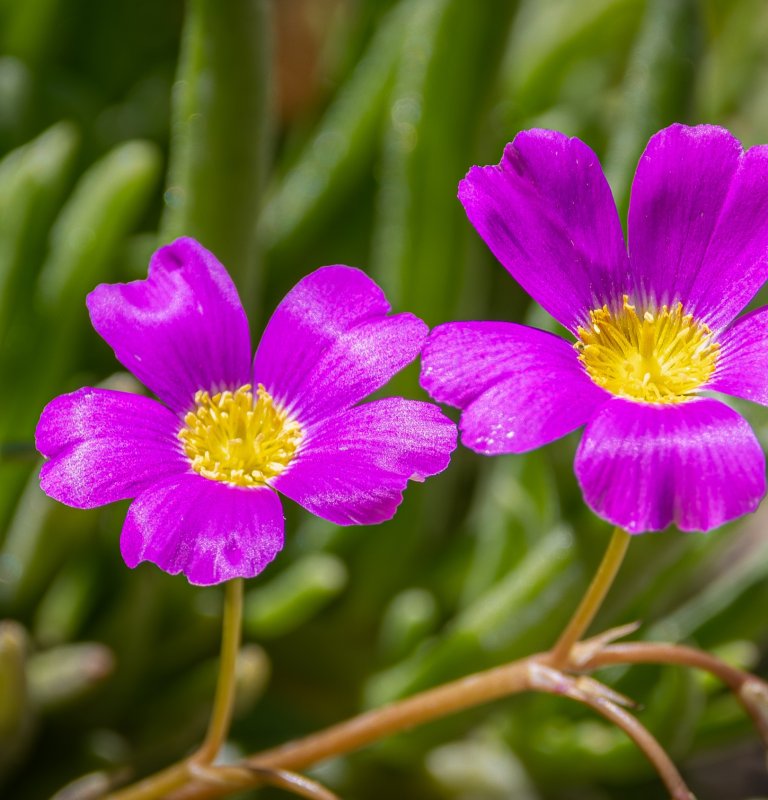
[161,0,271,308]
[1,1,768,798]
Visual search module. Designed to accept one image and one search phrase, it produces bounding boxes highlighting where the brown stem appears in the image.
[585,642,749,688]
[245,768,341,800]
[119,636,768,800]
[586,641,768,750]
[574,688,694,800]
[167,655,538,799]
[247,657,534,771]
[167,646,698,800]
[185,763,340,800]
[528,663,693,800]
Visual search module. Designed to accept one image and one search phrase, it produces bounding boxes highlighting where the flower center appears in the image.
[178,384,303,487]
[576,295,719,404]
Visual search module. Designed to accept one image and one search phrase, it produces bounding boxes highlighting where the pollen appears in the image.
[178,384,303,487]
[576,295,719,404]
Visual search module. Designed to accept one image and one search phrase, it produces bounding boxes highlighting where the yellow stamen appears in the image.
[178,384,302,487]
[576,295,719,404]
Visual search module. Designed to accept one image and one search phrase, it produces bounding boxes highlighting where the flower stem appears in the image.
[105,578,244,800]
[194,578,244,765]
[549,526,631,667]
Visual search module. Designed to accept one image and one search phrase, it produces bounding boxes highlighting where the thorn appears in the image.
[187,762,253,787]
[574,675,638,709]
[569,621,642,668]
[527,662,571,695]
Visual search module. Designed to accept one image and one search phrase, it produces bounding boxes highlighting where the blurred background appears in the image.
[1,0,768,797]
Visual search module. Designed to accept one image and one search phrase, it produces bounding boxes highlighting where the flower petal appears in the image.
[121,474,284,585]
[628,124,768,329]
[458,130,629,331]
[36,388,187,509]
[706,306,768,405]
[575,397,765,533]
[87,238,252,414]
[272,398,456,525]
[421,321,609,454]
[253,266,426,424]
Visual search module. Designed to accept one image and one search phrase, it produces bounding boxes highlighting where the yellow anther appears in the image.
[576,295,719,404]
[178,384,302,487]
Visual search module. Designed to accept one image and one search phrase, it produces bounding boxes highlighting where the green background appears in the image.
[1,0,768,797]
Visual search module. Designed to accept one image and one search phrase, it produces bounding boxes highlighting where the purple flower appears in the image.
[421,124,768,533]
[36,238,456,584]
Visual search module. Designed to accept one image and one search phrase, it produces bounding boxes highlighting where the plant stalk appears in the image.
[549,526,631,666]
[106,579,244,800]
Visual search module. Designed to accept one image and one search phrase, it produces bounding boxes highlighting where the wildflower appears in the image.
[36,238,456,584]
[421,125,768,532]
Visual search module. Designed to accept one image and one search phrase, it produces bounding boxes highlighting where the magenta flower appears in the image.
[421,124,768,533]
[36,238,456,584]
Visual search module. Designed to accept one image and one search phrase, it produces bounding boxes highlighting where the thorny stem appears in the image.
[574,686,694,800]
[527,663,693,800]
[108,627,768,800]
[549,526,631,666]
[587,642,768,751]
[168,636,758,800]
[247,768,341,800]
[105,579,244,800]
[587,642,751,690]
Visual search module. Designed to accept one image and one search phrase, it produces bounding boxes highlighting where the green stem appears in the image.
[549,526,631,667]
[106,579,244,800]
[194,578,244,764]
